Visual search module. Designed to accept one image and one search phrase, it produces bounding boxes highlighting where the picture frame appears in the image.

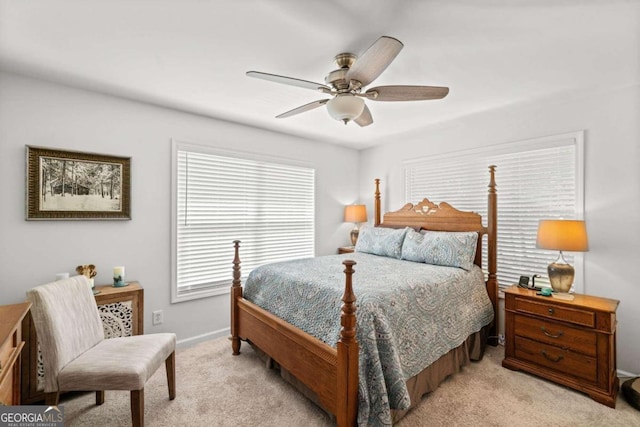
[26,146,131,220]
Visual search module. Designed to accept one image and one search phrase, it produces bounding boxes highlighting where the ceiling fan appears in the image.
[247,36,449,127]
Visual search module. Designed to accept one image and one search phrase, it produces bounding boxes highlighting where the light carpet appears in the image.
[61,337,640,426]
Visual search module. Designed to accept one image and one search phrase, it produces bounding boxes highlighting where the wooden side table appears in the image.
[502,285,619,407]
[0,302,31,405]
[21,282,144,404]
[338,246,355,254]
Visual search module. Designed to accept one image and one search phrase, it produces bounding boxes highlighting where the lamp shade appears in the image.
[327,95,365,123]
[536,220,589,252]
[344,204,367,223]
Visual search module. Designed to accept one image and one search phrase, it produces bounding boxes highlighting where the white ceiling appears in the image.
[0,1,637,149]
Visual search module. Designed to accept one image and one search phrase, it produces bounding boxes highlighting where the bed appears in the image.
[230,166,499,426]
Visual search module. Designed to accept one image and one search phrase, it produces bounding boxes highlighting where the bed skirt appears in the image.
[249,325,488,424]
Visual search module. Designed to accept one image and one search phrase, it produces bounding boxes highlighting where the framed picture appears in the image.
[26,146,131,220]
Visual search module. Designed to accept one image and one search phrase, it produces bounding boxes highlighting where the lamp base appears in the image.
[350,228,359,246]
[548,252,575,293]
[552,293,575,301]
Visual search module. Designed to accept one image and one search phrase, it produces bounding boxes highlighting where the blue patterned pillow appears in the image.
[401,228,478,270]
[355,226,408,259]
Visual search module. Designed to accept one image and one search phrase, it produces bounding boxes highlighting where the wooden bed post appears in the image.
[231,240,242,355]
[336,260,358,427]
[374,178,381,226]
[487,166,499,346]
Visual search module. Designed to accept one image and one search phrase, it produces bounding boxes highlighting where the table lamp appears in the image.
[536,219,589,293]
[344,204,367,246]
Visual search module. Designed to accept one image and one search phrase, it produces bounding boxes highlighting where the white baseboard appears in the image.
[618,368,638,379]
[176,327,230,349]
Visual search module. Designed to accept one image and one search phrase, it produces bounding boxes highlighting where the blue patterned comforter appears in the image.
[244,252,494,426]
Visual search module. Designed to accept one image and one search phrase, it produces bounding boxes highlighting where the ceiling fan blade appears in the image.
[345,36,404,87]
[366,85,449,101]
[247,71,330,92]
[276,99,329,118]
[354,105,373,127]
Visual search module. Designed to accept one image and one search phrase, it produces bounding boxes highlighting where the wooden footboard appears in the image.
[231,241,358,427]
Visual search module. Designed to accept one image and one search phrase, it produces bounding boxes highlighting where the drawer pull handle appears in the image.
[541,326,564,339]
[548,307,555,315]
[541,350,564,363]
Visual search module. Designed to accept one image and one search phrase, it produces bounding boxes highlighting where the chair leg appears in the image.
[130,389,144,427]
[96,390,105,405]
[45,392,59,406]
[165,351,176,400]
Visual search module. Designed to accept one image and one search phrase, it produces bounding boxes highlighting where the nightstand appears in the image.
[502,285,619,407]
[338,246,355,254]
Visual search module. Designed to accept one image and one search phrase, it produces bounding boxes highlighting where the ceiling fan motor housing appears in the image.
[325,68,349,90]
[325,53,358,90]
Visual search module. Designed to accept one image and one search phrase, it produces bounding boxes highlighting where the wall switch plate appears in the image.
[152,310,163,325]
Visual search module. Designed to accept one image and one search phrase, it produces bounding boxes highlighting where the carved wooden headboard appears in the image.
[373,166,496,269]
[380,198,486,267]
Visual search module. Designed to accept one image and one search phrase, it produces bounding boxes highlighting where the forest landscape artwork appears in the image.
[39,157,122,211]
[26,146,131,220]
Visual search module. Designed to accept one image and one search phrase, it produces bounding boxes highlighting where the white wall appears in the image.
[0,72,359,345]
[359,84,640,375]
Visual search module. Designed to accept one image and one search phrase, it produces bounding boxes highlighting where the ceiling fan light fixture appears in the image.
[326,94,365,124]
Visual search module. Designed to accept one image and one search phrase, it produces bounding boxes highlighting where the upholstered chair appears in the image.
[27,275,176,427]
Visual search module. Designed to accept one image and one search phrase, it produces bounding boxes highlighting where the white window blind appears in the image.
[404,132,584,291]
[171,142,315,303]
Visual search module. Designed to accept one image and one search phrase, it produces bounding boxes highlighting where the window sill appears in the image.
[171,286,230,304]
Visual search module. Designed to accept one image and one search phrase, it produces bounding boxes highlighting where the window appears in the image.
[171,141,315,303]
[404,131,584,292]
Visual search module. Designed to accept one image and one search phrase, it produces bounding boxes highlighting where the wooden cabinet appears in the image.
[93,282,144,337]
[338,246,355,254]
[21,282,143,404]
[0,302,30,406]
[502,286,619,407]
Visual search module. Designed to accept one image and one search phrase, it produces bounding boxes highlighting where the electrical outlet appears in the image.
[152,310,163,325]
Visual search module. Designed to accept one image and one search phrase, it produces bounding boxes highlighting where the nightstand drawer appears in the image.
[514,314,597,357]
[515,297,595,328]
[515,336,597,383]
